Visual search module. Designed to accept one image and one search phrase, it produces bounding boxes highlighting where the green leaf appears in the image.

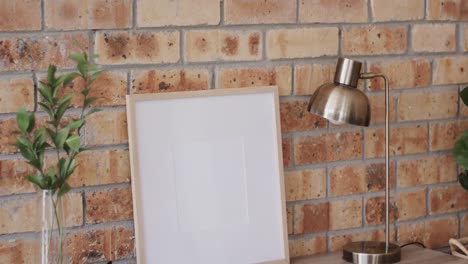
[65,135,80,152]
[38,102,53,118]
[33,128,46,148]
[27,174,44,189]
[62,72,81,87]
[459,171,468,190]
[66,159,76,178]
[54,127,70,148]
[57,182,71,197]
[81,88,90,97]
[16,107,29,133]
[89,70,105,82]
[66,119,85,131]
[58,158,66,178]
[454,131,468,169]
[47,65,57,86]
[55,93,75,122]
[87,64,97,72]
[85,108,102,117]
[77,62,88,77]
[461,87,468,107]
[38,87,53,105]
[27,112,35,133]
[69,53,86,64]
[17,144,35,161]
[84,97,98,108]
[46,128,56,139]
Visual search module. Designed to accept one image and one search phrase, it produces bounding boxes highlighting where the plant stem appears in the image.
[52,194,63,264]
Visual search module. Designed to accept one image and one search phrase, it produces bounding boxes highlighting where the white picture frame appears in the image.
[126,86,289,264]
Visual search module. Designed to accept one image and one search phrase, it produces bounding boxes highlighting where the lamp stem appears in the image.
[360,73,390,251]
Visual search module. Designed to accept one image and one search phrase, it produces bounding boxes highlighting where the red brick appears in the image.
[85,187,133,224]
[217,66,291,96]
[294,203,329,234]
[284,169,326,202]
[0,34,88,71]
[371,0,424,21]
[342,26,407,55]
[224,0,296,24]
[398,155,457,188]
[0,118,21,153]
[365,125,427,158]
[294,63,335,96]
[0,0,41,31]
[330,199,362,230]
[65,226,134,262]
[0,239,39,263]
[133,69,210,93]
[300,0,368,23]
[427,0,468,20]
[365,196,398,225]
[294,131,363,165]
[282,136,292,168]
[69,149,130,187]
[84,110,128,146]
[397,189,426,221]
[433,56,468,85]
[95,31,179,65]
[368,93,397,124]
[398,217,458,248]
[330,161,396,197]
[0,193,83,234]
[398,90,458,121]
[45,0,132,30]
[280,100,327,132]
[464,25,468,52]
[137,0,220,27]
[412,24,456,52]
[0,159,36,196]
[0,77,34,113]
[430,120,468,151]
[462,215,468,237]
[53,71,127,107]
[430,185,468,215]
[287,207,293,235]
[267,28,339,59]
[294,63,365,96]
[185,30,262,62]
[288,236,327,258]
[367,59,431,91]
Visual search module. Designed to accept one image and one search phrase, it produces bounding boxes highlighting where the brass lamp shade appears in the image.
[308,58,371,127]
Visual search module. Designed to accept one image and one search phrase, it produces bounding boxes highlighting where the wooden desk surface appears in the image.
[291,245,466,264]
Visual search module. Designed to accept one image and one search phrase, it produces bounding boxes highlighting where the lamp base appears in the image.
[342,241,401,264]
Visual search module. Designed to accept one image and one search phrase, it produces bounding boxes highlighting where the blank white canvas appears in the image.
[133,91,286,263]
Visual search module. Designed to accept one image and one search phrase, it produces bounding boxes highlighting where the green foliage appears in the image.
[454,87,468,191]
[15,51,104,197]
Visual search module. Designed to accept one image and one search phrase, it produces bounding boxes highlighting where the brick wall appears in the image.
[0,0,468,262]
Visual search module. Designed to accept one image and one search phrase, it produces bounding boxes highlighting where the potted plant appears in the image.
[453,87,468,190]
[450,87,468,259]
[14,51,103,264]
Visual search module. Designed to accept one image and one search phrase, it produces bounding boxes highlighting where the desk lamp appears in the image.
[308,57,401,264]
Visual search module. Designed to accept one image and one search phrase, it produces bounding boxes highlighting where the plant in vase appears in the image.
[14,52,103,264]
[451,87,468,258]
[454,87,468,190]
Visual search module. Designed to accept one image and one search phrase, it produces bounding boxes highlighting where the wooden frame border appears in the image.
[126,86,289,264]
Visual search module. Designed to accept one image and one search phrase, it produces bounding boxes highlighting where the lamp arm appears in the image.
[360,73,390,251]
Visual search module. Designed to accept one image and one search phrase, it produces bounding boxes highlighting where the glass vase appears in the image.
[41,190,65,264]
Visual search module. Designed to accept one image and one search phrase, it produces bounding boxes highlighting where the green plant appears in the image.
[453,87,468,190]
[15,51,104,196]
